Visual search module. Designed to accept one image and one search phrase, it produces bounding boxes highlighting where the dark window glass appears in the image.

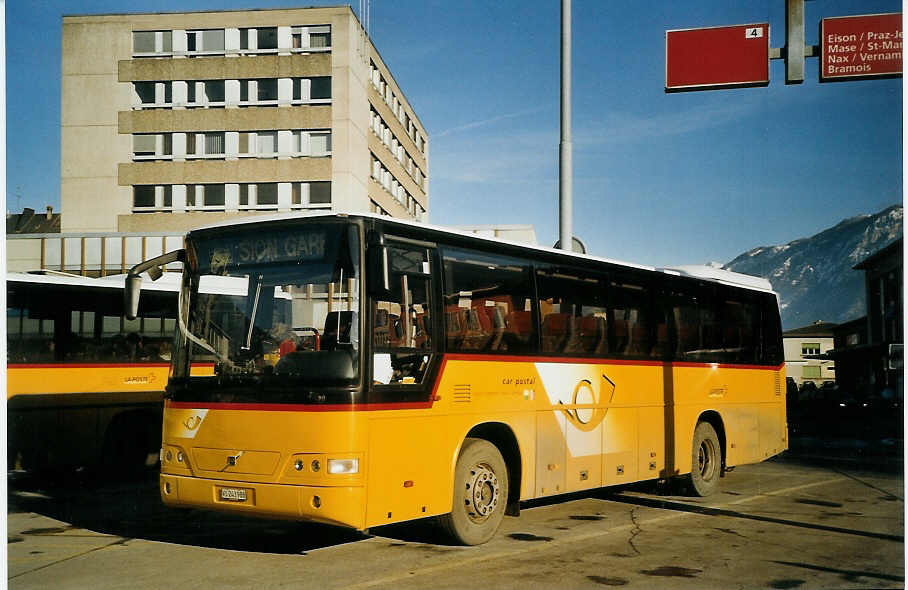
[723,297,759,364]
[761,293,783,365]
[240,81,249,102]
[133,185,155,208]
[203,184,225,207]
[187,33,196,52]
[205,80,225,102]
[442,247,535,354]
[239,184,249,206]
[609,277,653,358]
[309,182,331,204]
[135,82,156,104]
[256,183,278,205]
[257,79,278,101]
[257,27,278,50]
[537,266,608,357]
[310,77,331,99]
[163,185,173,207]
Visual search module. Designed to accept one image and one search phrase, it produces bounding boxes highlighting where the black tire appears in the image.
[438,438,509,545]
[689,421,722,497]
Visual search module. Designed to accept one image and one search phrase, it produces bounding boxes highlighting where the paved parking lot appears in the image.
[7,456,904,589]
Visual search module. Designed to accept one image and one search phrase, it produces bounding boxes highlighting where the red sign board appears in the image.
[666,24,770,91]
[821,13,902,81]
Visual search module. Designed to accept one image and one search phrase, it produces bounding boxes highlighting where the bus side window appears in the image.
[609,279,653,358]
[442,247,535,354]
[372,245,433,386]
[536,266,608,357]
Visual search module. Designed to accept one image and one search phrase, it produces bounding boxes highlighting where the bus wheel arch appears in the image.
[688,412,726,497]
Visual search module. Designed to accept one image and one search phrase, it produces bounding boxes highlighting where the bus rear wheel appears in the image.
[438,438,508,545]
[689,422,721,497]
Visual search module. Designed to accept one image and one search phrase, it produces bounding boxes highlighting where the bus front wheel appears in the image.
[689,422,721,497]
[438,438,508,545]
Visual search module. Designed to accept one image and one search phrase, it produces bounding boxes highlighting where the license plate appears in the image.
[219,487,248,502]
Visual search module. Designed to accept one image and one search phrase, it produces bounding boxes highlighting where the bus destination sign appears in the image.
[665,23,770,91]
[821,13,902,81]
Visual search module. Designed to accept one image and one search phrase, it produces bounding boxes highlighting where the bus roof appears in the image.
[186,212,776,295]
[7,271,182,293]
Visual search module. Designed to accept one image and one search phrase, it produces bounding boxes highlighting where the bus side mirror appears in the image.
[125,274,143,321]
[124,248,186,320]
[367,244,390,297]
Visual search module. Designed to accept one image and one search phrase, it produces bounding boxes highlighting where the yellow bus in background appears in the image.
[133,213,786,544]
[6,272,212,473]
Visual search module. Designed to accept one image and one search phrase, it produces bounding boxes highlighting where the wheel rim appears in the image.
[698,438,717,480]
[463,462,500,523]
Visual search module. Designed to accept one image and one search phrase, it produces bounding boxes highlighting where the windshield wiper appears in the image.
[243,274,264,351]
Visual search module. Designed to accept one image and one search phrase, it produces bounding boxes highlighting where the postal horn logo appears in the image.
[559,374,617,432]
[183,415,203,431]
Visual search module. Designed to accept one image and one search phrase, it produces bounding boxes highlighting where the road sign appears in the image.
[665,23,770,91]
[821,13,902,82]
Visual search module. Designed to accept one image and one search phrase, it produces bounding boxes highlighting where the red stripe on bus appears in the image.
[166,400,434,412]
[440,354,782,371]
[8,362,216,369]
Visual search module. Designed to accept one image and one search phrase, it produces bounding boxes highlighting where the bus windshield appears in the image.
[174,222,361,394]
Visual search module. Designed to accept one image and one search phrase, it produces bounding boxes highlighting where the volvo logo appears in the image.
[221,451,245,472]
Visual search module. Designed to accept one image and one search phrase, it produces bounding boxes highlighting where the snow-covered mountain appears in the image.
[724,205,902,330]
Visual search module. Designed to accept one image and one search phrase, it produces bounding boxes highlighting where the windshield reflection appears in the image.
[174,223,361,391]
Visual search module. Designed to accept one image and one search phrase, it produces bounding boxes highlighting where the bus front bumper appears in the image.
[160,473,366,530]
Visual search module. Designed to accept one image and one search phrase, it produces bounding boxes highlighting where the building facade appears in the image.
[61,6,428,233]
[829,238,903,399]
[782,321,836,386]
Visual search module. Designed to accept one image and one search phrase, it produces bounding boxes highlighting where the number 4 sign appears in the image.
[746,27,764,38]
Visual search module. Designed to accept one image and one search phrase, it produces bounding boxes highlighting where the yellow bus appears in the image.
[6,271,212,473]
[130,213,786,544]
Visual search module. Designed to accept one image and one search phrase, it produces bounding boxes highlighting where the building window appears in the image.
[257,79,278,102]
[802,343,820,356]
[310,77,331,100]
[203,184,225,207]
[204,80,225,103]
[163,185,172,207]
[132,133,173,160]
[257,183,278,206]
[310,132,331,156]
[239,184,249,206]
[256,131,277,155]
[134,82,156,105]
[309,182,331,205]
[292,25,331,50]
[133,31,156,53]
[802,365,821,379]
[187,29,225,54]
[133,30,172,55]
[205,132,225,156]
[133,186,155,208]
[257,27,278,50]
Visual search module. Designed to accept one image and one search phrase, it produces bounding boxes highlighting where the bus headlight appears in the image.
[327,458,359,475]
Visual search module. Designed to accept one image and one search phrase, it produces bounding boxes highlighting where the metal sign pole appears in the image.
[786,0,806,84]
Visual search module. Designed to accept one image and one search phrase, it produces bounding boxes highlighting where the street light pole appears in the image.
[559,0,573,252]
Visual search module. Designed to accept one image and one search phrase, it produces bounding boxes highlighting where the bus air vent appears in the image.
[453,384,471,403]
[774,374,782,396]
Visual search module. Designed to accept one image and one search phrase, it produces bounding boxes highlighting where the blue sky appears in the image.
[5,0,903,267]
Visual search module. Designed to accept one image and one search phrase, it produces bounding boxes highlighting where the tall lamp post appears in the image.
[559,0,573,252]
